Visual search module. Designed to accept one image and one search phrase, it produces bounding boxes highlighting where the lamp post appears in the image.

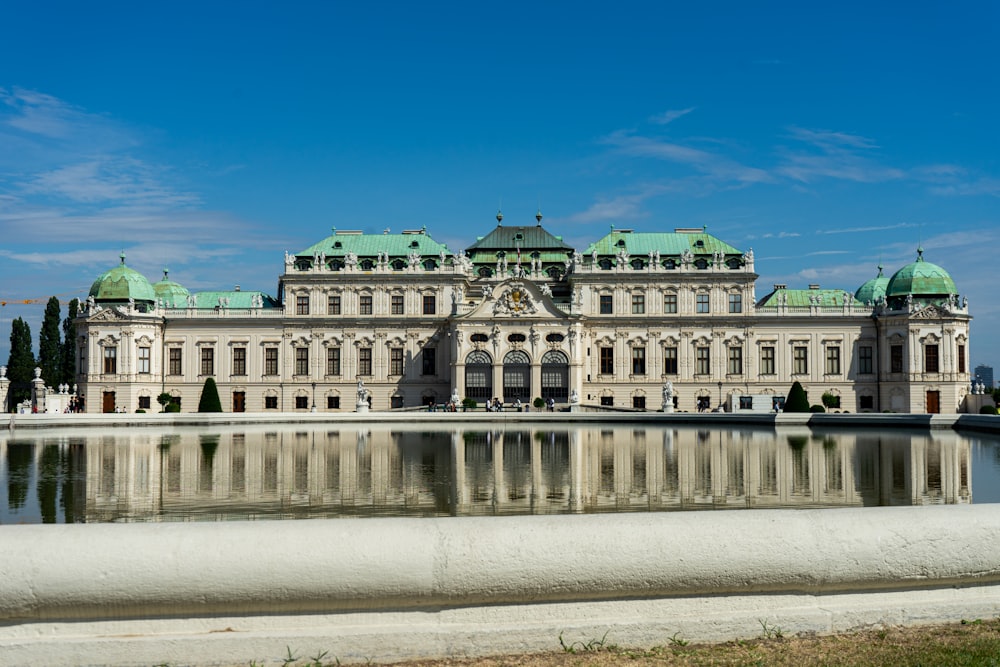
[717,381,723,411]
[311,382,316,412]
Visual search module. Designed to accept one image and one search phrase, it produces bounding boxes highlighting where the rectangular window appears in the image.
[390,347,403,375]
[359,295,373,315]
[421,347,436,376]
[391,295,404,315]
[696,294,710,313]
[327,396,340,409]
[728,346,743,375]
[295,347,309,376]
[891,345,903,373]
[358,347,372,376]
[631,294,645,314]
[328,295,341,315]
[696,347,710,375]
[663,293,677,313]
[925,344,939,373]
[600,396,614,407]
[859,345,873,374]
[599,347,614,375]
[295,396,309,409]
[599,294,613,315]
[663,346,678,374]
[200,348,214,376]
[265,395,278,409]
[422,294,436,315]
[103,346,117,374]
[138,347,150,374]
[729,293,742,313]
[761,346,775,375]
[632,396,646,410]
[232,347,246,376]
[138,396,151,410]
[264,348,278,376]
[631,347,646,375]
[860,395,874,410]
[168,348,182,376]
[296,295,309,315]
[327,347,341,376]
[826,346,841,375]
[793,346,808,375]
[958,345,966,373]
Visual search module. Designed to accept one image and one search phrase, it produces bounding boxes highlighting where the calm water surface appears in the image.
[2,423,998,524]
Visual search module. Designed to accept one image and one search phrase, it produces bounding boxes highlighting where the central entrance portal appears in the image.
[503,350,530,403]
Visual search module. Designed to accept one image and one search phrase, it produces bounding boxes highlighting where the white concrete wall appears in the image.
[2,505,1000,666]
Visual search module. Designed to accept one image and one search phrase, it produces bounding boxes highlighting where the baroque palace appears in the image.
[76,213,972,413]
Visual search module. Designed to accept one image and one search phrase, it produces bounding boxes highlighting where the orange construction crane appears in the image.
[0,292,84,307]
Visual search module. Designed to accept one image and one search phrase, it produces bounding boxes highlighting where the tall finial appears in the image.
[163,268,169,280]
[496,209,503,225]
[536,208,543,225]
[917,245,924,260]
[120,250,126,265]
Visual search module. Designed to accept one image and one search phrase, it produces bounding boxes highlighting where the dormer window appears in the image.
[329,259,344,272]
[391,259,405,271]
[334,241,342,248]
[478,266,493,278]
[631,258,645,270]
[694,258,709,269]
[663,258,676,270]
[598,258,613,270]
[360,259,374,271]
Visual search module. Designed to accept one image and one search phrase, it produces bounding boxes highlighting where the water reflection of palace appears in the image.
[0,427,972,523]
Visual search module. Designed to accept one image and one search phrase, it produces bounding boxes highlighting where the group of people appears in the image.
[485,397,558,412]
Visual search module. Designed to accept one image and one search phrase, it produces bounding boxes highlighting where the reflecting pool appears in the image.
[2,424,999,524]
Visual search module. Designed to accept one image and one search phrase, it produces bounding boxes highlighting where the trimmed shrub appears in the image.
[135,409,146,413]
[783,381,810,412]
[156,392,173,412]
[809,404,826,413]
[461,397,477,411]
[821,392,840,409]
[979,405,998,415]
[533,397,545,409]
[165,402,181,413]
[198,377,223,412]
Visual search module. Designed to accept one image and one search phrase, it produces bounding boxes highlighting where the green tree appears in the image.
[783,381,810,413]
[60,298,79,386]
[197,377,222,412]
[38,296,62,387]
[156,392,173,412]
[7,317,35,410]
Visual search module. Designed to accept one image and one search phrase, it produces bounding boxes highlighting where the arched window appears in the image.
[478,266,493,278]
[541,350,569,402]
[391,258,405,271]
[598,258,613,270]
[631,258,645,270]
[465,350,493,401]
[328,259,344,272]
[503,350,531,402]
[422,259,437,271]
[662,258,676,270]
[694,258,709,269]
[359,258,374,270]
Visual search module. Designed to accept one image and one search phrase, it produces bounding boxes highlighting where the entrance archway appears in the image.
[503,350,531,403]
[465,350,493,402]
[541,350,569,401]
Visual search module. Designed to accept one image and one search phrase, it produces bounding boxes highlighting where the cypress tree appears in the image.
[197,377,223,412]
[38,296,62,387]
[7,317,35,409]
[784,381,810,413]
[60,298,79,386]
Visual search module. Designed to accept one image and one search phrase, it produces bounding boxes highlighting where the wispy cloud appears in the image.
[602,130,772,185]
[649,107,696,125]
[816,222,917,235]
[776,126,904,183]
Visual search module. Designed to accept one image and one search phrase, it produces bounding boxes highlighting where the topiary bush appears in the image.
[783,381,810,412]
[979,405,998,415]
[461,397,477,411]
[198,377,222,412]
[810,404,826,412]
[165,402,181,413]
[533,397,545,409]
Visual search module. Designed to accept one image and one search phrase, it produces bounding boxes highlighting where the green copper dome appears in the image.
[854,264,889,304]
[885,248,957,298]
[152,268,190,307]
[89,252,156,303]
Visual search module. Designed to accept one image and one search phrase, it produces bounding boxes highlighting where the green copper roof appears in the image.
[152,269,190,308]
[854,264,889,304]
[297,228,452,258]
[465,223,574,253]
[89,253,156,303]
[885,248,957,297]
[583,229,742,256]
[758,287,858,308]
[192,291,279,309]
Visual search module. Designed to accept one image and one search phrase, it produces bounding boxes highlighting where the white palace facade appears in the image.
[75,214,973,414]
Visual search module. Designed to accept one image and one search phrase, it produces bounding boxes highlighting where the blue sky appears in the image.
[1,2,998,374]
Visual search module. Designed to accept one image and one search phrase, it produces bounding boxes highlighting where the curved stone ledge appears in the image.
[2,506,999,622]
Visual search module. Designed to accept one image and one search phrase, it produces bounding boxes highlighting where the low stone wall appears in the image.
[2,506,1000,666]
